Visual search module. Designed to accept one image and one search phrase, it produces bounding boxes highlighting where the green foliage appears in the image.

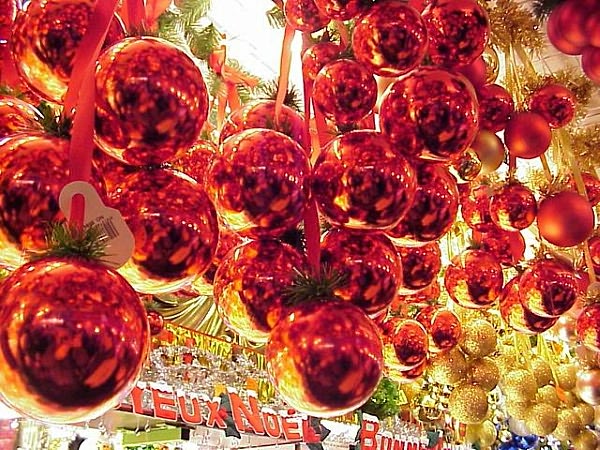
[32,221,109,261]
[257,79,303,111]
[266,5,286,29]
[361,377,402,420]
[38,102,72,138]
[284,264,348,305]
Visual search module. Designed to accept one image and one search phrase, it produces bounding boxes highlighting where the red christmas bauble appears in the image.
[589,236,600,274]
[92,149,137,194]
[396,242,441,294]
[11,0,124,103]
[504,112,552,159]
[266,300,383,417]
[417,306,462,352]
[388,358,428,383]
[383,318,429,370]
[586,10,600,48]
[460,184,495,233]
[390,280,441,313]
[499,277,558,334]
[314,0,368,20]
[351,1,428,77]
[518,259,579,318]
[311,130,416,231]
[547,0,592,52]
[386,163,459,244]
[475,226,525,267]
[170,139,218,189]
[444,249,503,309]
[477,83,514,132]
[582,46,600,84]
[421,0,490,67]
[537,191,595,247]
[209,128,309,238]
[321,228,402,315]
[219,100,304,146]
[301,42,341,82]
[456,56,488,90]
[147,310,165,336]
[111,168,218,294]
[0,95,43,139]
[489,183,537,231]
[214,239,306,343]
[0,0,16,28]
[567,172,600,206]
[95,37,209,166]
[284,0,330,32]
[529,83,576,128]
[470,129,505,174]
[577,303,600,353]
[379,67,479,161]
[0,257,149,423]
[313,59,377,125]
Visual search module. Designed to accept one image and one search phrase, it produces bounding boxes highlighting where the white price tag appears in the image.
[59,181,134,269]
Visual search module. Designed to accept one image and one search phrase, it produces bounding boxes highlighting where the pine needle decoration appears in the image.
[38,102,72,138]
[258,79,303,111]
[266,6,286,29]
[31,221,109,261]
[284,264,348,306]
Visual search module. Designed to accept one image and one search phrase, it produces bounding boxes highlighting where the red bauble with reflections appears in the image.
[0,95,43,139]
[284,0,330,32]
[396,242,441,294]
[302,42,341,82]
[460,185,495,233]
[0,0,15,28]
[567,173,600,206]
[577,303,600,353]
[0,257,149,423]
[219,100,304,146]
[92,149,137,194]
[386,163,459,245]
[383,318,428,370]
[266,300,383,417]
[321,228,402,315]
[110,169,218,295]
[95,37,209,166]
[311,130,416,231]
[416,306,462,352]
[475,227,525,267]
[209,129,309,238]
[456,56,488,90]
[313,59,377,125]
[504,112,552,159]
[529,84,576,128]
[518,259,579,318]
[379,67,479,161]
[421,0,490,68]
[147,310,165,336]
[489,183,537,231]
[352,1,428,77]
[537,191,595,247]
[547,0,595,54]
[582,46,600,84]
[314,0,368,20]
[11,0,124,103]
[477,84,515,132]
[170,139,218,189]
[589,236,600,275]
[444,249,503,309]
[214,239,307,343]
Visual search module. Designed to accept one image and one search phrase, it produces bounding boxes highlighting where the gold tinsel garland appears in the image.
[487,0,545,53]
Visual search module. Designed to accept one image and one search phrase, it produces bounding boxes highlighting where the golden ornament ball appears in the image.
[572,429,598,450]
[574,402,596,425]
[470,130,505,175]
[460,320,497,358]
[536,385,560,407]
[502,369,538,402]
[576,344,600,369]
[465,420,497,447]
[524,403,558,436]
[505,399,531,419]
[530,358,553,387]
[576,368,600,405]
[553,408,584,441]
[563,391,579,407]
[556,363,578,391]
[482,47,500,83]
[430,348,469,386]
[495,350,520,374]
[401,381,423,404]
[448,383,489,424]
[470,358,500,391]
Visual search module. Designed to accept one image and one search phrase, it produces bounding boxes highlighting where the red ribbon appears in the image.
[274,24,296,127]
[0,20,20,88]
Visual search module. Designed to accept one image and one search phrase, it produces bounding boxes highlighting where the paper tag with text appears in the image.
[59,181,134,269]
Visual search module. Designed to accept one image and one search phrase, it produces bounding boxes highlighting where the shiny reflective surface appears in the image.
[0,95,43,139]
[577,303,600,353]
[396,241,441,293]
[284,0,329,32]
[490,183,537,231]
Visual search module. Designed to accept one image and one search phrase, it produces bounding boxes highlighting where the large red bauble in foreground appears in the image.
[95,37,209,166]
[577,303,600,353]
[0,95,43,139]
[0,257,149,423]
[266,300,383,417]
[537,191,595,247]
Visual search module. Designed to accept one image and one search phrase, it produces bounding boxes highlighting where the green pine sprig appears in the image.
[31,221,109,261]
[38,102,72,138]
[361,377,402,420]
[284,264,348,306]
[266,6,286,29]
[257,79,303,112]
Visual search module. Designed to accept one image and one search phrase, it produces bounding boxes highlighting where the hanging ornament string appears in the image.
[126,0,146,34]
[275,24,296,127]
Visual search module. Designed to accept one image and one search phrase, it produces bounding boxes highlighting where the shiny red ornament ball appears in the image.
[489,183,537,231]
[537,191,595,247]
[313,59,377,125]
[214,239,307,343]
[311,130,416,231]
[396,242,441,294]
[444,249,503,309]
[209,129,309,238]
[417,306,462,352]
[95,37,209,166]
[390,281,441,313]
[147,310,165,336]
[504,112,552,159]
[567,172,600,206]
[0,257,149,423]
[476,84,514,132]
[314,0,368,20]
[0,95,43,139]
[456,56,488,90]
[379,67,479,161]
[547,0,592,53]
[475,227,525,267]
[170,139,218,189]
[219,100,304,146]
[421,0,490,68]
[577,303,600,353]
[386,163,459,245]
[351,1,428,77]
[266,300,383,417]
[321,228,402,315]
[92,149,137,194]
[0,0,16,28]
[460,185,495,233]
[284,0,330,32]
[11,0,124,103]
[529,83,576,128]
[301,42,341,82]
[110,168,218,294]
[582,46,600,84]
[589,236,600,275]
[518,259,579,318]
[383,318,429,370]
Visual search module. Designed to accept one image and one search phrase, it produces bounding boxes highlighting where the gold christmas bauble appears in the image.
[505,399,531,419]
[430,348,468,386]
[495,350,520,374]
[574,402,596,425]
[556,363,578,390]
[530,358,553,387]
[448,383,489,424]
[563,391,578,407]
[460,320,497,358]
[465,420,497,447]
[524,403,558,436]
[536,385,560,407]
[502,369,537,403]
[572,429,598,450]
[553,408,584,441]
[482,47,500,84]
[470,358,500,391]
[401,381,423,404]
